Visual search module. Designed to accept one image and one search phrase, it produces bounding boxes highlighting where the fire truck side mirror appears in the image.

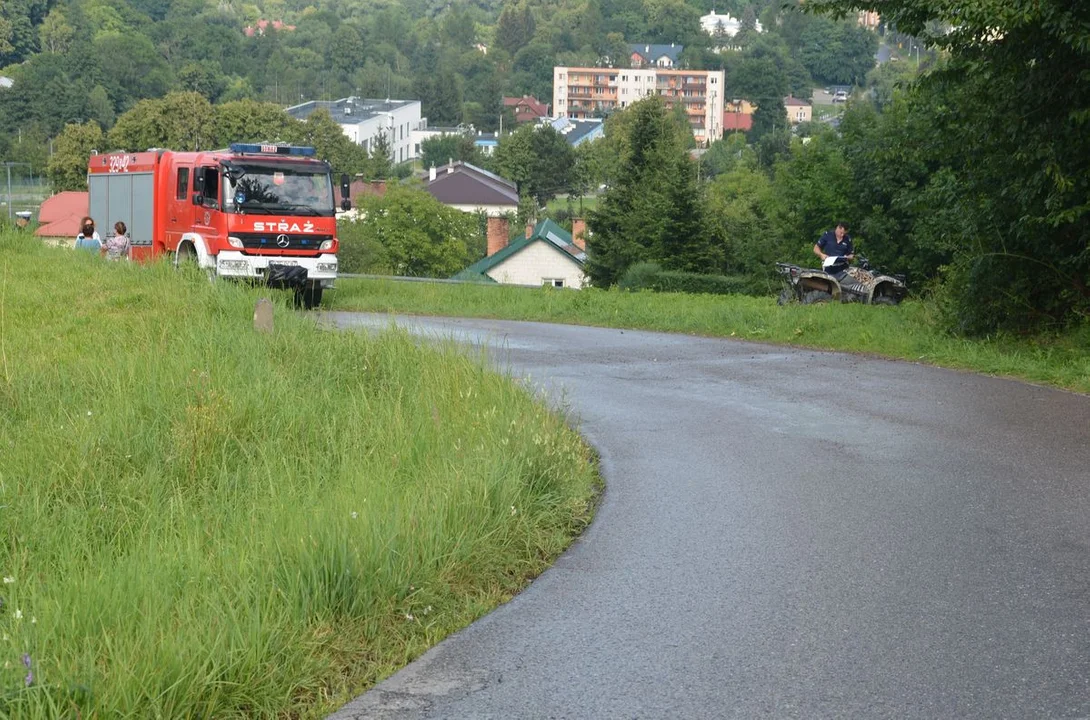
[340,174,351,211]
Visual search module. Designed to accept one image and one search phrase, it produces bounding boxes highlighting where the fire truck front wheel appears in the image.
[296,283,323,310]
[175,243,215,282]
[175,243,197,267]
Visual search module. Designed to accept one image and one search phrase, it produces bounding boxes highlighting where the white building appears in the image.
[553,66,726,144]
[699,11,763,37]
[411,126,499,158]
[285,97,423,164]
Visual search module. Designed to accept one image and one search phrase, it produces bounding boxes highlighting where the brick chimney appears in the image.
[487,216,510,256]
[571,217,587,251]
[525,221,535,239]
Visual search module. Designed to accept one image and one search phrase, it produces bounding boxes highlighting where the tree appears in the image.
[728,56,788,140]
[420,134,482,170]
[212,99,299,147]
[178,63,228,103]
[492,124,576,206]
[510,43,555,103]
[798,19,878,86]
[6,124,49,174]
[767,131,853,254]
[0,16,13,58]
[586,97,712,286]
[87,86,115,131]
[0,0,46,65]
[345,184,478,277]
[109,93,215,151]
[808,0,1090,332]
[701,132,757,179]
[495,5,535,57]
[38,8,73,54]
[706,164,778,276]
[329,24,365,75]
[365,132,393,180]
[415,69,463,126]
[92,32,171,108]
[49,122,104,191]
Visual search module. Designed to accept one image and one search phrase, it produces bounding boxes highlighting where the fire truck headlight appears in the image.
[319,239,335,251]
[316,262,338,274]
[227,235,244,249]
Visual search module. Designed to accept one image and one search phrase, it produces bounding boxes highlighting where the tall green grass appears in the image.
[328,278,1090,394]
[0,233,598,717]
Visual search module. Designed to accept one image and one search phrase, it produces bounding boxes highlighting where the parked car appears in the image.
[832,90,849,103]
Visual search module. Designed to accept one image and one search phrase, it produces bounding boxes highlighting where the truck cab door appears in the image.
[165,165,193,252]
[192,166,225,253]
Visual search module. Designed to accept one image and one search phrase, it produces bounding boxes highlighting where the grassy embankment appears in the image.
[0,232,598,717]
[327,278,1090,395]
[544,195,599,217]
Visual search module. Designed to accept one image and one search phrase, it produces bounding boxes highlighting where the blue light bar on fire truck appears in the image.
[228,143,316,157]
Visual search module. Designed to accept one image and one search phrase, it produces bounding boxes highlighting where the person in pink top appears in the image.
[105,220,131,261]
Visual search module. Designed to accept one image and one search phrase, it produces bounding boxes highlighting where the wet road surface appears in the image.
[326,313,1090,719]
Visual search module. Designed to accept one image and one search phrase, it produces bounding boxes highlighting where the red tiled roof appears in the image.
[35,191,88,238]
[784,96,811,107]
[502,96,549,119]
[244,19,296,37]
[723,113,753,131]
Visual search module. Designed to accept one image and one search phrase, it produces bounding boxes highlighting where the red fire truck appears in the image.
[87,143,348,308]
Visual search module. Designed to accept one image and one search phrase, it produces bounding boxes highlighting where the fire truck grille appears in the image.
[234,233,334,252]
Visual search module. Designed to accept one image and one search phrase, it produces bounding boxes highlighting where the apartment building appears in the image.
[553,67,726,143]
[285,97,422,164]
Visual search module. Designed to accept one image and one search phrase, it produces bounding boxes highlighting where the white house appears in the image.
[454,218,588,289]
[699,11,763,37]
[285,97,423,164]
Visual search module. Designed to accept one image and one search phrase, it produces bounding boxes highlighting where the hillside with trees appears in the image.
[0,0,872,159]
[4,0,1085,336]
[581,0,1089,336]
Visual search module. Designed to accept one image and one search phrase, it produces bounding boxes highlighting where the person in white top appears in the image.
[75,216,102,253]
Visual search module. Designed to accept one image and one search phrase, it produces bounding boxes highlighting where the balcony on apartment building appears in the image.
[566,89,619,100]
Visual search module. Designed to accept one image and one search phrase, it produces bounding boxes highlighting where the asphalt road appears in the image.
[327,313,1090,719]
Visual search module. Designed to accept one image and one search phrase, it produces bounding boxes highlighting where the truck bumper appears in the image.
[215,252,338,287]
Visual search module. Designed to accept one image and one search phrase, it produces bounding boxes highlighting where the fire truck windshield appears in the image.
[224,165,335,216]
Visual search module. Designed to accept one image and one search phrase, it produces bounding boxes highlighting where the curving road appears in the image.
[327,313,1090,719]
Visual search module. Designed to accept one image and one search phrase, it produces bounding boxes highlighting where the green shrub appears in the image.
[617,261,663,291]
[336,217,386,274]
[618,262,772,297]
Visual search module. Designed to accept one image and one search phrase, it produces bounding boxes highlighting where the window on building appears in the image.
[543,278,565,288]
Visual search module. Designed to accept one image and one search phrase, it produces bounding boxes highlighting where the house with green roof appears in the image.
[453,218,588,289]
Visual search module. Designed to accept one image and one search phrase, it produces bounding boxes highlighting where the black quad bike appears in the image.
[776,255,907,306]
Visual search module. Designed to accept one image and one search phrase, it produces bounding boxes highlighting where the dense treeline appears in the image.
[586,0,1090,335]
[0,0,874,165]
[5,0,1085,335]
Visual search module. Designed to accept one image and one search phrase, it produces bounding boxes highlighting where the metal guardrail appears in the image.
[337,273,553,290]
